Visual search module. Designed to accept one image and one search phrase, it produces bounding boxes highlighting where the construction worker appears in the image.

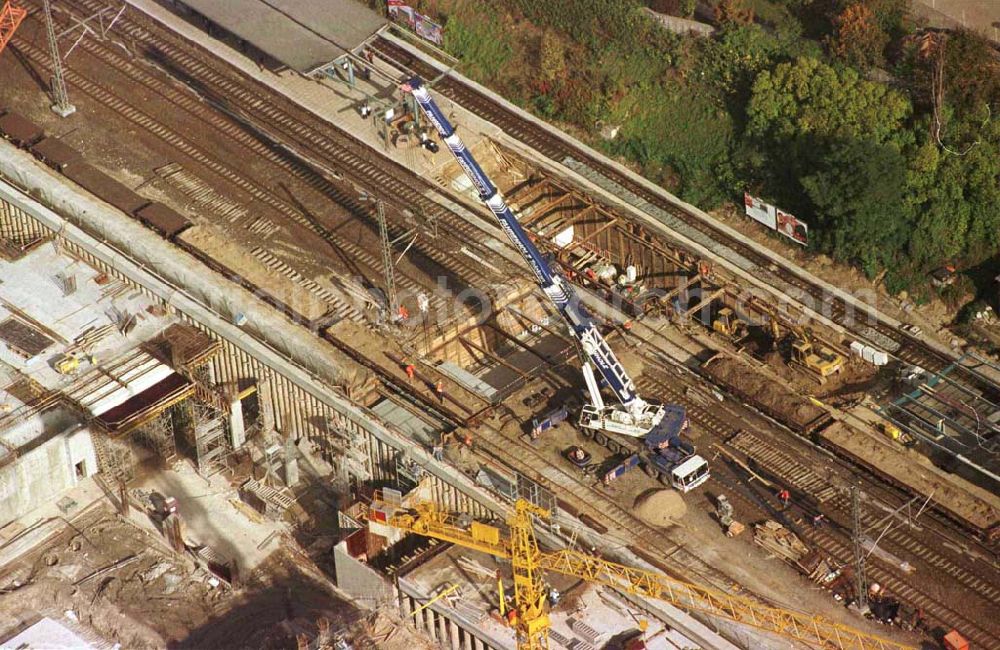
[435,380,446,404]
[403,360,415,383]
[777,488,791,509]
[812,513,826,528]
[398,304,409,321]
[432,443,444,462]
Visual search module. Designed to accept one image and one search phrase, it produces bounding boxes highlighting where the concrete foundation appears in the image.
[0,423,98,526]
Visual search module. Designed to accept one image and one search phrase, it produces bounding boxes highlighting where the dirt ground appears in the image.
[0,496,433,649]
[494,405,924,648]
[0,504,230,648]
[702,354,829,430]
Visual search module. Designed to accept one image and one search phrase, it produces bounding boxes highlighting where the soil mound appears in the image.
[634,489,687,527]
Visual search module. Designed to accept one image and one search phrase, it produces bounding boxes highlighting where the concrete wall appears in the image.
[332,540,394,609]
[644,8,715,36]
[0,426,97,526]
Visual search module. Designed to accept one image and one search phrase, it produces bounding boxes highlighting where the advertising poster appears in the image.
[414,14,443,44]
[388,2,442,44]
[743,192,776,230]
[776,209,808,246]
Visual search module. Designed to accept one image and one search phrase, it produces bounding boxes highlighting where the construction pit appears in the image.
[0,1,997,648]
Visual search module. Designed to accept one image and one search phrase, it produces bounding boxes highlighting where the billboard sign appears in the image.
[388,2,443,45]
[414,14,443,44]
[744,192,776,230]
[776,209,808,246]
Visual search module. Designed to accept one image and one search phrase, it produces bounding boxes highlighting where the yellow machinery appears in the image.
[790,327,845,379]
[374,495,913,650]
[881,421,916,447]
[54,353,81,375]
[712,307,749,343]
[54,352,96,375]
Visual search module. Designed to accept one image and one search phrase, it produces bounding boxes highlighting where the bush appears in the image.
[443,6,514,81]
[608,83,734,207]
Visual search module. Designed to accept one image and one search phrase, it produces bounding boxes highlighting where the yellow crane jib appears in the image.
[383,497,553,650]
[373,495,915,650]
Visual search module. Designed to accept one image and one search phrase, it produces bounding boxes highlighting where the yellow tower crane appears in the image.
[372,494,914,650]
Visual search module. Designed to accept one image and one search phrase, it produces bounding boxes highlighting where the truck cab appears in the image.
[670,456,710,492]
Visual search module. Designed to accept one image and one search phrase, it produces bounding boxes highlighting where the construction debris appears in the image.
[753,520,810,563]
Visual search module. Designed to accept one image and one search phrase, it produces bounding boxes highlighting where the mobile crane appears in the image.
[372,492,914,650]
[402,78,708,490]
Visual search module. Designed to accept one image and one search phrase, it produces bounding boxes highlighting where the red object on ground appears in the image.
[943,630,969,650]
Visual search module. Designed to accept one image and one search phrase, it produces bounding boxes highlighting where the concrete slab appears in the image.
[175,0,385,73]
[1,616,99,649]
[0,244,175,394]
[135,462,286,572]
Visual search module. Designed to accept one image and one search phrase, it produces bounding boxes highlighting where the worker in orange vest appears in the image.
[403,360,415,383]
[778,488,791,509]
[398,304,409,321]
[434,380,445,404]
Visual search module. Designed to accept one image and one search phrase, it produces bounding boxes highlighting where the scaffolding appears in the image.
[190,400,228,473]
[92,431,135,484]
[133,407,177,464]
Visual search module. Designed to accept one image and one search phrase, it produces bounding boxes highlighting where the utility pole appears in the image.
[851,485,869,612]
[42,0,75,117]
[375,197,398,319]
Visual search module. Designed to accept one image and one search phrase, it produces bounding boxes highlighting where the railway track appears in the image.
[17,1,519,313]
[471,415,785,605]
[634,367,1000,647]
[8,5,995,646]
[369,36,1000,409]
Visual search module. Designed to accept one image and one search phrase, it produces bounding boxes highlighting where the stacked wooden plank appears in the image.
[753,520,834,583]
[753,520,809,563]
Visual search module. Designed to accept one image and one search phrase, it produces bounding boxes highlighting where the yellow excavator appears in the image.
[790,327,845,380]
[712,307,749,343]
[371,493,913,650]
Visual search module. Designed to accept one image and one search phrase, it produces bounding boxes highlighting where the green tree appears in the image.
[700,23,779,99]
[939,30,1000,114]
[747,57,911,146]
[798,139,910,268]
[904,116,1000,268]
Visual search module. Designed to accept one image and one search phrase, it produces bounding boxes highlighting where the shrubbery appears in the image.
[431,0,999,300]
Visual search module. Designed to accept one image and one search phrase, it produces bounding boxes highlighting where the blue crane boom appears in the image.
[403,77,663,436]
